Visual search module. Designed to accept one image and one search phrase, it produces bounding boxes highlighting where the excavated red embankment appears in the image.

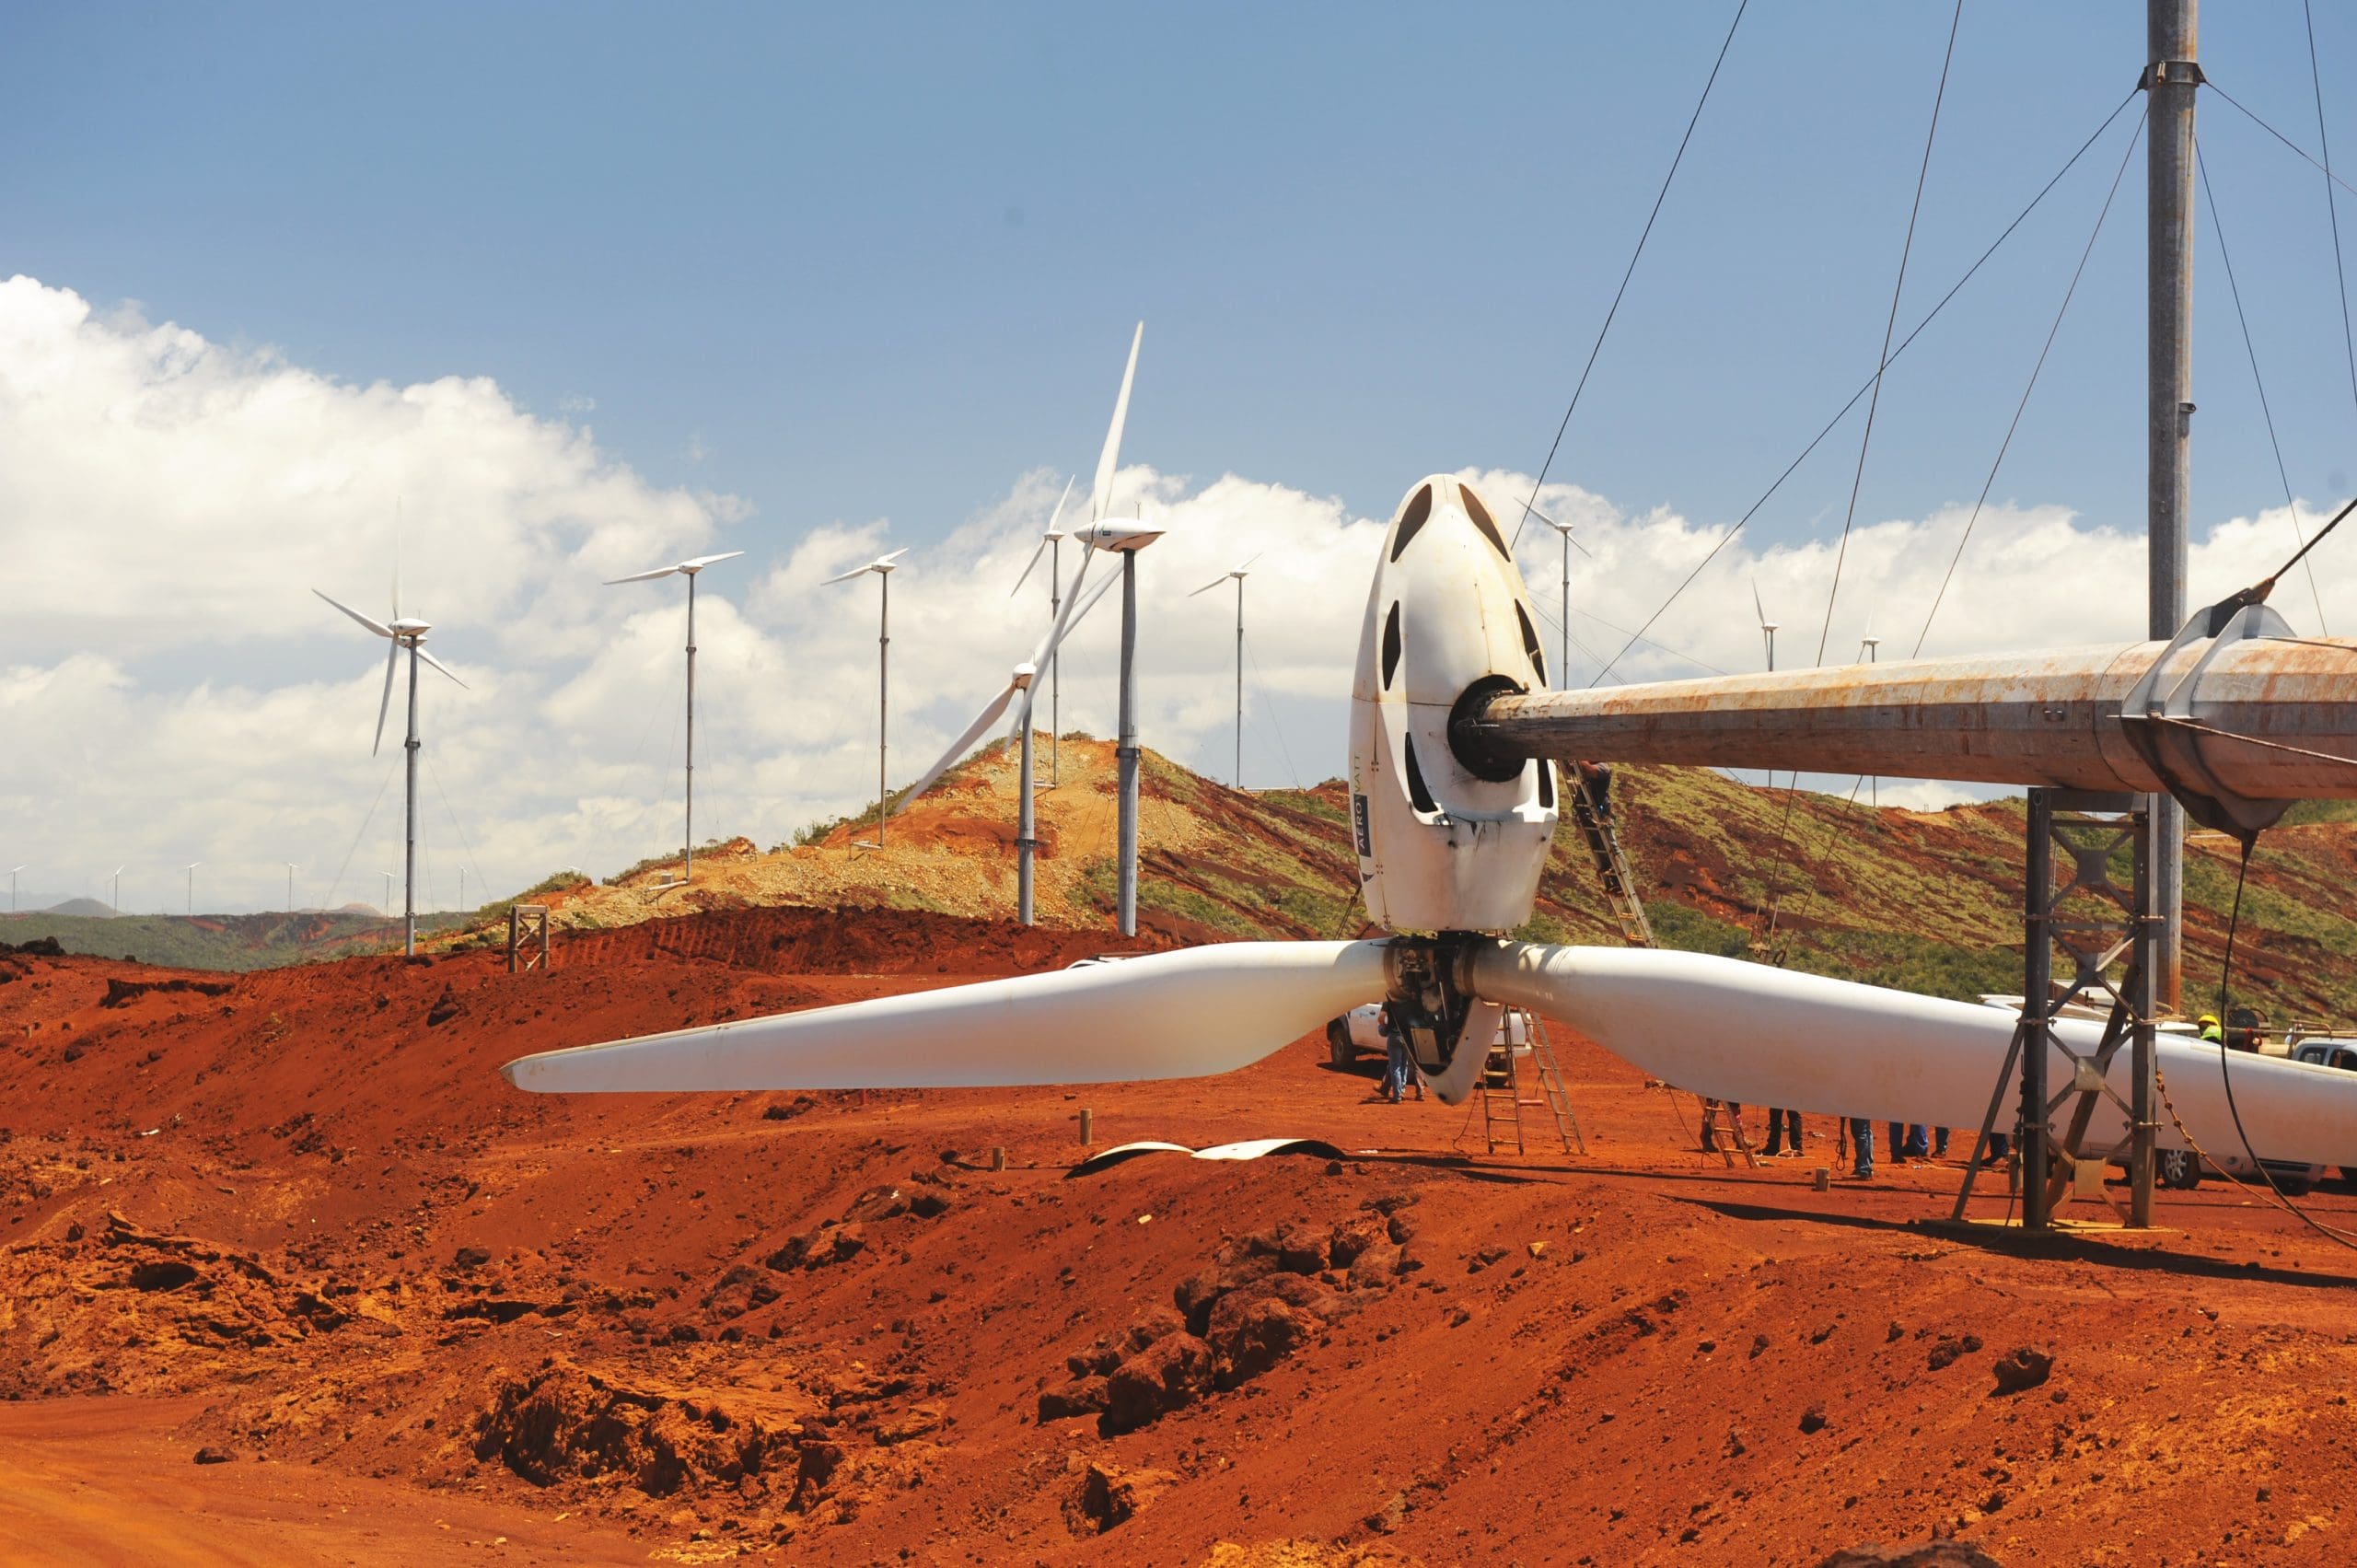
[3,908,2356,1565]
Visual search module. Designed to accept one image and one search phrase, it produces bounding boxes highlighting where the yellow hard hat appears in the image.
[2199,1014,2220,1027]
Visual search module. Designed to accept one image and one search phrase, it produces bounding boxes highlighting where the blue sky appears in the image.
[9,3,2357,552]
[9,4,2357,912]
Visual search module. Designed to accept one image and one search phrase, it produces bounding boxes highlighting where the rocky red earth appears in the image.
[3,903,2355,1563]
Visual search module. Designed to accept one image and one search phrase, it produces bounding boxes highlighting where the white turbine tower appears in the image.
[890,327,1150,919]
[284,862,300,912]
[1188,554,1260,788]
[378,869,396,916]
[604,550,747,883]
[6,865,22,914]
[316,566,467,956]
[183,862,199,917]
[1010,476,1077,786]
[1859,614,1881,811]
[1521,503,1592,688]
[109,865,123,917]
[1752,579,1779,673]
[822,548,911,848]
[1063,322,1161,937]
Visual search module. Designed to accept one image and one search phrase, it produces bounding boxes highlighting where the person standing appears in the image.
[1764,1107,1805,1158]
[1848,1117,1875,1179]
[1379,1005,1416,1104]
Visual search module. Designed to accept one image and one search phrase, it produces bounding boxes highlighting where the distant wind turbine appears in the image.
[822,548,911,848]
[315,551,468,956]
[6,865,23,914]
[379,869,396,915]
[183,862,199,917]
[605,550,747,883]
[1521,504,1592,688]
[284,862,300,912]
[1011,477,1077,786]
[1189,554,1260,788]
[109,866,124,916]
[1752,579,1779,673]
[1860,614,1881,811]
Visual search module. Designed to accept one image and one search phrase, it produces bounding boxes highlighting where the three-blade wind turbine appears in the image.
[284,863,300,912]
[6,865,23,914]
[379,869,396,916]
[1011,477,1076,787]
[1859,614,1881,810]
[606,550,747,883]
[1752,579,1779,673]
[822,548,911,847]
[109,865,123,917]
[1189,554,1260,788]
[1521,503,1592,689]
[502,470,2357,1196]
[183,862,199,917]
[316,557,468,957]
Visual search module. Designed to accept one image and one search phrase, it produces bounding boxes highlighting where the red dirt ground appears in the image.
[4,909,2355,1565]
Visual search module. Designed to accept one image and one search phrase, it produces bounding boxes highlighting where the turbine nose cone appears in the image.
[1012,661,1038,689]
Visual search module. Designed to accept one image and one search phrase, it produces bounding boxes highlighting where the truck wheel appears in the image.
[2158,1149,2201,1191]
[1326,1020,1355,1068]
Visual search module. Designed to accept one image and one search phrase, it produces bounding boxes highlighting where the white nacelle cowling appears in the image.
[1349,475,1559,934]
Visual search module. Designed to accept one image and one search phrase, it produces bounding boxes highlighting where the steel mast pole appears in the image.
[1233,575,1245,787]
[684,573,697,883]
[404,639,419,956]
[1017,717,1036,923]
[877,571,889,849]
[1117,551,1140,936]
[1050,536,1062,788]
[1560,529,1571,687]
[2148,0,2198,1012]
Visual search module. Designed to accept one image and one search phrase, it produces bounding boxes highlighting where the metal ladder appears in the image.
[1479,1008,1587,1156]
[1569,764,1655,948]
[1567,763,1752,1165]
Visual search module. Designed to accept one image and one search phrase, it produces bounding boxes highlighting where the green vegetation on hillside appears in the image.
[1,911,468,972]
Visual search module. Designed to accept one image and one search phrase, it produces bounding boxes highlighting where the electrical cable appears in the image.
[424,751,493,914]
[1590,87,2142,686]
[2206,78,2357,203]
[320,755,401,912]
[1513,0,1747,552]
[1916,105,2147,656]
[2173,838,2357,1252]
[2195,144,2330,633]
[2303,0,2357,442]
[1240,632,1305,793]
[1815,0,1961,666]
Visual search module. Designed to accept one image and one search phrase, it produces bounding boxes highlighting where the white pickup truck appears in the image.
[1325,1003,1527,1068]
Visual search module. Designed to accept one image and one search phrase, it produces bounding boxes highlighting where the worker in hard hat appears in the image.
[2200,1014,2224,1045]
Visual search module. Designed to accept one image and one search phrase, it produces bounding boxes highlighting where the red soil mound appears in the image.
[4,909,2356,1564]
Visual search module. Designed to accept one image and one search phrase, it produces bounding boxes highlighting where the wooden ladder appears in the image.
[1479,1009,1587,1156]
[1697,1098,1761,1169]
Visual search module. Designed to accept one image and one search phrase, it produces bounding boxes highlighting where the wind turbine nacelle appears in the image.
[1078,519,1165,552]
[1349,476,1558,934]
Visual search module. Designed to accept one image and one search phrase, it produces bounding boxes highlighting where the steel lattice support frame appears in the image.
[1954,789,2159,1229]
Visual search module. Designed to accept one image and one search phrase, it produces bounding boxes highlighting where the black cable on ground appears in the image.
[1915,105,2146,656]
[1590,87,2141,686]
[1815,0,1961,665]
[1513,0,1747,553]
[2196,144,2330,633]
[2190,838,2357,1253]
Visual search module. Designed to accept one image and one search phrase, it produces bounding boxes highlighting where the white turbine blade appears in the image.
[314,589,395,640]
[892,680,1023,816]
[605,563,681,585]
[372,639,399,756]
[1090,321,1144,523]
[503,939,1388,1093]
[1237,552,1262,572]
[1466,943,2357,1168]
[819,563,873,587]
[877,548,911,568]
[1751,578,1766,630]
[1010,536,1051,598]
[415,645,469,689]
[1187,573,1229,597]
[681,550,746,570]
[1010,565,1120,733]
